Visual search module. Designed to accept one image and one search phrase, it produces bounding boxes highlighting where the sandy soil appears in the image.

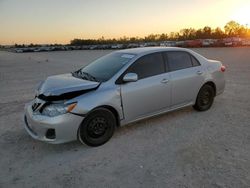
[0,48,250,188]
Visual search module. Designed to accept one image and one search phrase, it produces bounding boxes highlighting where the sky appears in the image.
[0,0,249,45]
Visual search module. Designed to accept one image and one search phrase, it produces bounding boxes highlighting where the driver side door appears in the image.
[119,52,171,122]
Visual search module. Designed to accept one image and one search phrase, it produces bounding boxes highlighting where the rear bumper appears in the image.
[24,102,84,144]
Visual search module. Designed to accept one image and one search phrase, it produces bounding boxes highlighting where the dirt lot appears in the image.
[0,48,250,188]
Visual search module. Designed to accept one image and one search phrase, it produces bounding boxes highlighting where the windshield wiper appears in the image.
[81,71,98,82]
[72,70,98,82]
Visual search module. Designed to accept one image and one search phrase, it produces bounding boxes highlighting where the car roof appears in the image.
[115,47,190,56]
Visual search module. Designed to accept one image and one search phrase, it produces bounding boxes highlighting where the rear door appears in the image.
[120,52,171,122]
[163,51,204,108]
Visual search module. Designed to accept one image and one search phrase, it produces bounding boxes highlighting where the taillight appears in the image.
[221,65,226,72]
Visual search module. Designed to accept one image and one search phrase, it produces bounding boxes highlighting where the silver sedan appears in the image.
[24,47,226,146]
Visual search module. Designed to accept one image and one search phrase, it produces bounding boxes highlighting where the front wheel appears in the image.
[193,84,215,111]
[78,108,116,147]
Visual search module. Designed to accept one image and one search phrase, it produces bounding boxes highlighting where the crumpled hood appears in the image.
[37,73,100,101]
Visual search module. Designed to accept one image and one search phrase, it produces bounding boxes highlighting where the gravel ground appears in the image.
[0,48,250,188]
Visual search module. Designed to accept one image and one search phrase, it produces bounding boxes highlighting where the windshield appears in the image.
[75,52,135,82]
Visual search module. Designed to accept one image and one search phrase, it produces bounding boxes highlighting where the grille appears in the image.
[32,103,41,111]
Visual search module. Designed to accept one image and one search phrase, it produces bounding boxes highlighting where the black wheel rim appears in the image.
[200,89,212,106]
[87,117,108,138]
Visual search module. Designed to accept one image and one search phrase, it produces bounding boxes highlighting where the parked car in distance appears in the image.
[24,47,226,146]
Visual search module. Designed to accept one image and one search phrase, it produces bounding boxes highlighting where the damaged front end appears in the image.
[36,73,100,101]
[32,73,101,117]
[37,86,99,101]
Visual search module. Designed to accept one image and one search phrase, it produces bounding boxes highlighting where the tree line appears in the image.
[70,21,250,46]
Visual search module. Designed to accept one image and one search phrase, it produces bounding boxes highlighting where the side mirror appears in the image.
[123,73,138,82]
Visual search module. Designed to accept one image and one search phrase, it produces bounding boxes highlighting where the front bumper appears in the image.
[24,102,84,144]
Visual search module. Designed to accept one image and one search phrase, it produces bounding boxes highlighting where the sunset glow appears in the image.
[231,4,250,26]
[0,0,249,45]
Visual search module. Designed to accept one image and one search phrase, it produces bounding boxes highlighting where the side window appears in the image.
[166,51,193,71]
[191,55,201,66]
[128,53,165,79]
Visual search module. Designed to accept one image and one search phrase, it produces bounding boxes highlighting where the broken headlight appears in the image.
[42,103,77,117]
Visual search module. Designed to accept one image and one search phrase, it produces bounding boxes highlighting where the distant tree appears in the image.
[195,29,203,39]
[158,33,168,41]
[69,20,249,46]
[14,43,25,48]
[129,37,138,43]
[180,29,189,40]
[212,27,225,39]
[97,36,105,44]
[224,21,242,36]
[195,27,213,39]
[168,32,180,40]
[202,26,212,38]
[144,34,157,42]
[247,26,250,37]
[237,26,248,37]
[180,28,196,40]
[117,36,128,44]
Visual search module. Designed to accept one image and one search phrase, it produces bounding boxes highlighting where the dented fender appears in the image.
[67,84,124,120]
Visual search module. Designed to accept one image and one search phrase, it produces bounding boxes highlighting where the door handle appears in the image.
[161,78,169,84]
[196,70,203,75]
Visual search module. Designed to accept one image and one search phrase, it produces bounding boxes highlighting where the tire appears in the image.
[78,108,116,147]
[193,84,215,111]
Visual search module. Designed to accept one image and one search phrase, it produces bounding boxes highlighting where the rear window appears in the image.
[165,51,193,71]
[191,55,201,66]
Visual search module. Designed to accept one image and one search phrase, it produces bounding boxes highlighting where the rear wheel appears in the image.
[193,84,215,111]
[78,108,116,147]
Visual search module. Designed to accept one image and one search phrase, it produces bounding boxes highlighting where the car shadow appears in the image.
[114,106,195,138]
[9,106,200,154]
